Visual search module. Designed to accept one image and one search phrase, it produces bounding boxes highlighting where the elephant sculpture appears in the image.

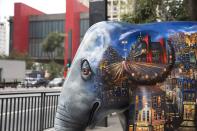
[55,21,197,131]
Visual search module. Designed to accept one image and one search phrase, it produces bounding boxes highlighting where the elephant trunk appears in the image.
[54,104,86,131]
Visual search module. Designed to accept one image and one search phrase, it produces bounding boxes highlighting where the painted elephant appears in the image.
[55,21,197,131]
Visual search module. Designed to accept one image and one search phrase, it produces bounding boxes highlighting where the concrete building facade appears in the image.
[107,0,130,21]
[0,22,8,55]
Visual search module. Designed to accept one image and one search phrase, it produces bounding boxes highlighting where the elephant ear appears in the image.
[126,39,175,85]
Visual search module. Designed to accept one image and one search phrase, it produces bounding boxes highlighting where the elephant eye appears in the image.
[81,59,92,80]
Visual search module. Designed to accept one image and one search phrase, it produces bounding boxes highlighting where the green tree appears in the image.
[121,0,159,23]
[121,0,194,24]
[184,0,197,20]
[42,32,64,59]
[43,61,64,79]
[160,0,189,21]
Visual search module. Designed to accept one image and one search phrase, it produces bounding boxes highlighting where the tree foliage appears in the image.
[122,0,159,23]
[41,32,65,78]
[121,0,195,24]
[184,0,197,20]
[42,32,64,59]
[43,61,64,79]
[160,0,189,21]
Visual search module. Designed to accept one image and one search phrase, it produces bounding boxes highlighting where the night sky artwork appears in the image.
[55,21,197,131]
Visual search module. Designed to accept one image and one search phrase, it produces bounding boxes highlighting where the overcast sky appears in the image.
[0,0,66,22]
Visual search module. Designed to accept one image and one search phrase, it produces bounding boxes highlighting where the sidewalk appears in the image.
[45,114,122,131]
[0,86,62,94]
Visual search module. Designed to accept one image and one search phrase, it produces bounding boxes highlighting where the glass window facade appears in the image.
[28,13,89,59]
[29,19,65,58]
[10,13,90,60]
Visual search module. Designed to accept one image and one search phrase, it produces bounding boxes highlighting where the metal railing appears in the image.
[0,89,60,131]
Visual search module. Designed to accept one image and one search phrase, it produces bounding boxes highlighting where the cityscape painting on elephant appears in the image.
[128,30,197,131]
[97,31,175,106]
[55,21,197,131]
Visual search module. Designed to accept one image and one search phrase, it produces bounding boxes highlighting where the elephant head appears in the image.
[55,21,197,131]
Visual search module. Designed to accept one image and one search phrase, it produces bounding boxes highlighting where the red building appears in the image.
[134,35,168,64]
[13,3,44,53]
[65,0,88,66]
[11,1,89,68]
[143,35,167,64]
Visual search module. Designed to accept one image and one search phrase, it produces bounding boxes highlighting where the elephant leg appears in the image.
[118,110,129,131]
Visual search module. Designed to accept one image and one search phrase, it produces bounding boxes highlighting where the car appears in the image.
[48,78,64,87]
[31,78,49,87]
[18,77,49,87]
[18,77,37,87]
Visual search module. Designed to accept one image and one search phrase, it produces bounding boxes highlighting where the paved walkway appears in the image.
[0,86,62,94]
[45,114,122,131]
[87,115,122,131]
[45,116,197,131]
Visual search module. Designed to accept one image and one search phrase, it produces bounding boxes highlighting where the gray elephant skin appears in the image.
[54,21,197,131]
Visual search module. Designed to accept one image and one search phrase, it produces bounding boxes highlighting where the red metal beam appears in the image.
[64,0,88,76]
[13,3,44,53]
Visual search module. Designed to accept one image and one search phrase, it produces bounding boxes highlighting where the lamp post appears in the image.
[122,40,128,60]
